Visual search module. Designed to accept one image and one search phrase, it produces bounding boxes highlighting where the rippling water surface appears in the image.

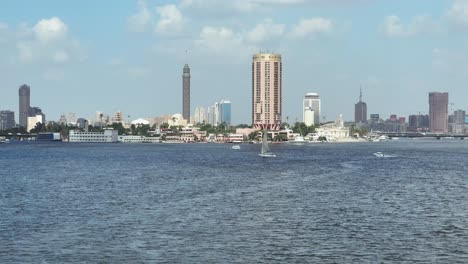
[1,140,467,263]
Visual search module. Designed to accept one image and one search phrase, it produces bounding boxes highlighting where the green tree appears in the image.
[30,122,44,133]
[217,122,227,132]
[274,134,288,141]
[292,122,308,135]
[308,125,317,134]
[137,124,150,136]
[248,131,260,141]
[108,122,127,135]
[235,124,251,128]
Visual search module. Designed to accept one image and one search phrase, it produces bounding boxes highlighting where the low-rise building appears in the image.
[316,115,350,141]
[228,133,244,143]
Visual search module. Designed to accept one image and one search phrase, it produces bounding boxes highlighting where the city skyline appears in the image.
[1,1,468,123]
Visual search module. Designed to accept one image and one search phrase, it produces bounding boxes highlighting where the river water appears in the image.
[1,140,467,263]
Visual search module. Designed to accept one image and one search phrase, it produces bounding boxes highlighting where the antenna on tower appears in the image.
[359,85,363,103]
[185,49,189,64]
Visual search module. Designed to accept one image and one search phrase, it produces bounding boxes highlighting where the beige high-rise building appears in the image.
[251,53,282,130]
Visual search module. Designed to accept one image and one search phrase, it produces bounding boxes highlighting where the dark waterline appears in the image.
[1,140,468,263]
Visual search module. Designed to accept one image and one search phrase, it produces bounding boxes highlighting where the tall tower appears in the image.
[429,92,448,133]
[182,64,191,122]
[252,53,282,130]
[218,99,232,126]
[18,84,31,128]
[303,93,321,126]
[354,87,367,123]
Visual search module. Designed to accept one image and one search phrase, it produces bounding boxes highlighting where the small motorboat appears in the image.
[232,145,241,150]
[374,152,385,157]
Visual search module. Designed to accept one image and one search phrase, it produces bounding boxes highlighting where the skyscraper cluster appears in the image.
[2,52,467,136]
[194,100,232,126]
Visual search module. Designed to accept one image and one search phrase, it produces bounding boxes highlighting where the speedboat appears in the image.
[231,145,240,150]
[374,152,385,157]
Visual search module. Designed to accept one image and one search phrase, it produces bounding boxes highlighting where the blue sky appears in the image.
[1,0,467,124]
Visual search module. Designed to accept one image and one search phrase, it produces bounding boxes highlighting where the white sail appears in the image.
[261,130,270,154]
[259,130,275,157]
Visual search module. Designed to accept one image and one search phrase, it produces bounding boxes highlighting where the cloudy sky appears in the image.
[1,0,467,124]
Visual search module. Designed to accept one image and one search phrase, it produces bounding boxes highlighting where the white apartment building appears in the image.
[304,107,315,127]
[303,93,321,125]
[27,114,44,132]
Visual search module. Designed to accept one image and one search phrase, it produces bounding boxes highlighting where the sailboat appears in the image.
[258,130,276,157]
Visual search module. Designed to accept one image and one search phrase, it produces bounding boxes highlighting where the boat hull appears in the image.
[259,153,276,157]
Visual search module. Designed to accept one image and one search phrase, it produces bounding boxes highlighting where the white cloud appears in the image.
[195,26,244,53]
[0,22,8,31]
[430,48,468,72]
[108,58,124,67]
[127,67,150,79]
[182,0,308,13]
[6,17,84,65]
[43,69,65,81]
[16,42,34,63]
[127,0,152,33]
[246,19,285,43]
[53,50,69,63]
[446,0,468,28]
[290,18,333,38]
[16,22,33,39]
[33,17,68,43]
[155,5,184,33]
[381,15,405,37]
[381,14,438,37]
[0,22,9,43]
